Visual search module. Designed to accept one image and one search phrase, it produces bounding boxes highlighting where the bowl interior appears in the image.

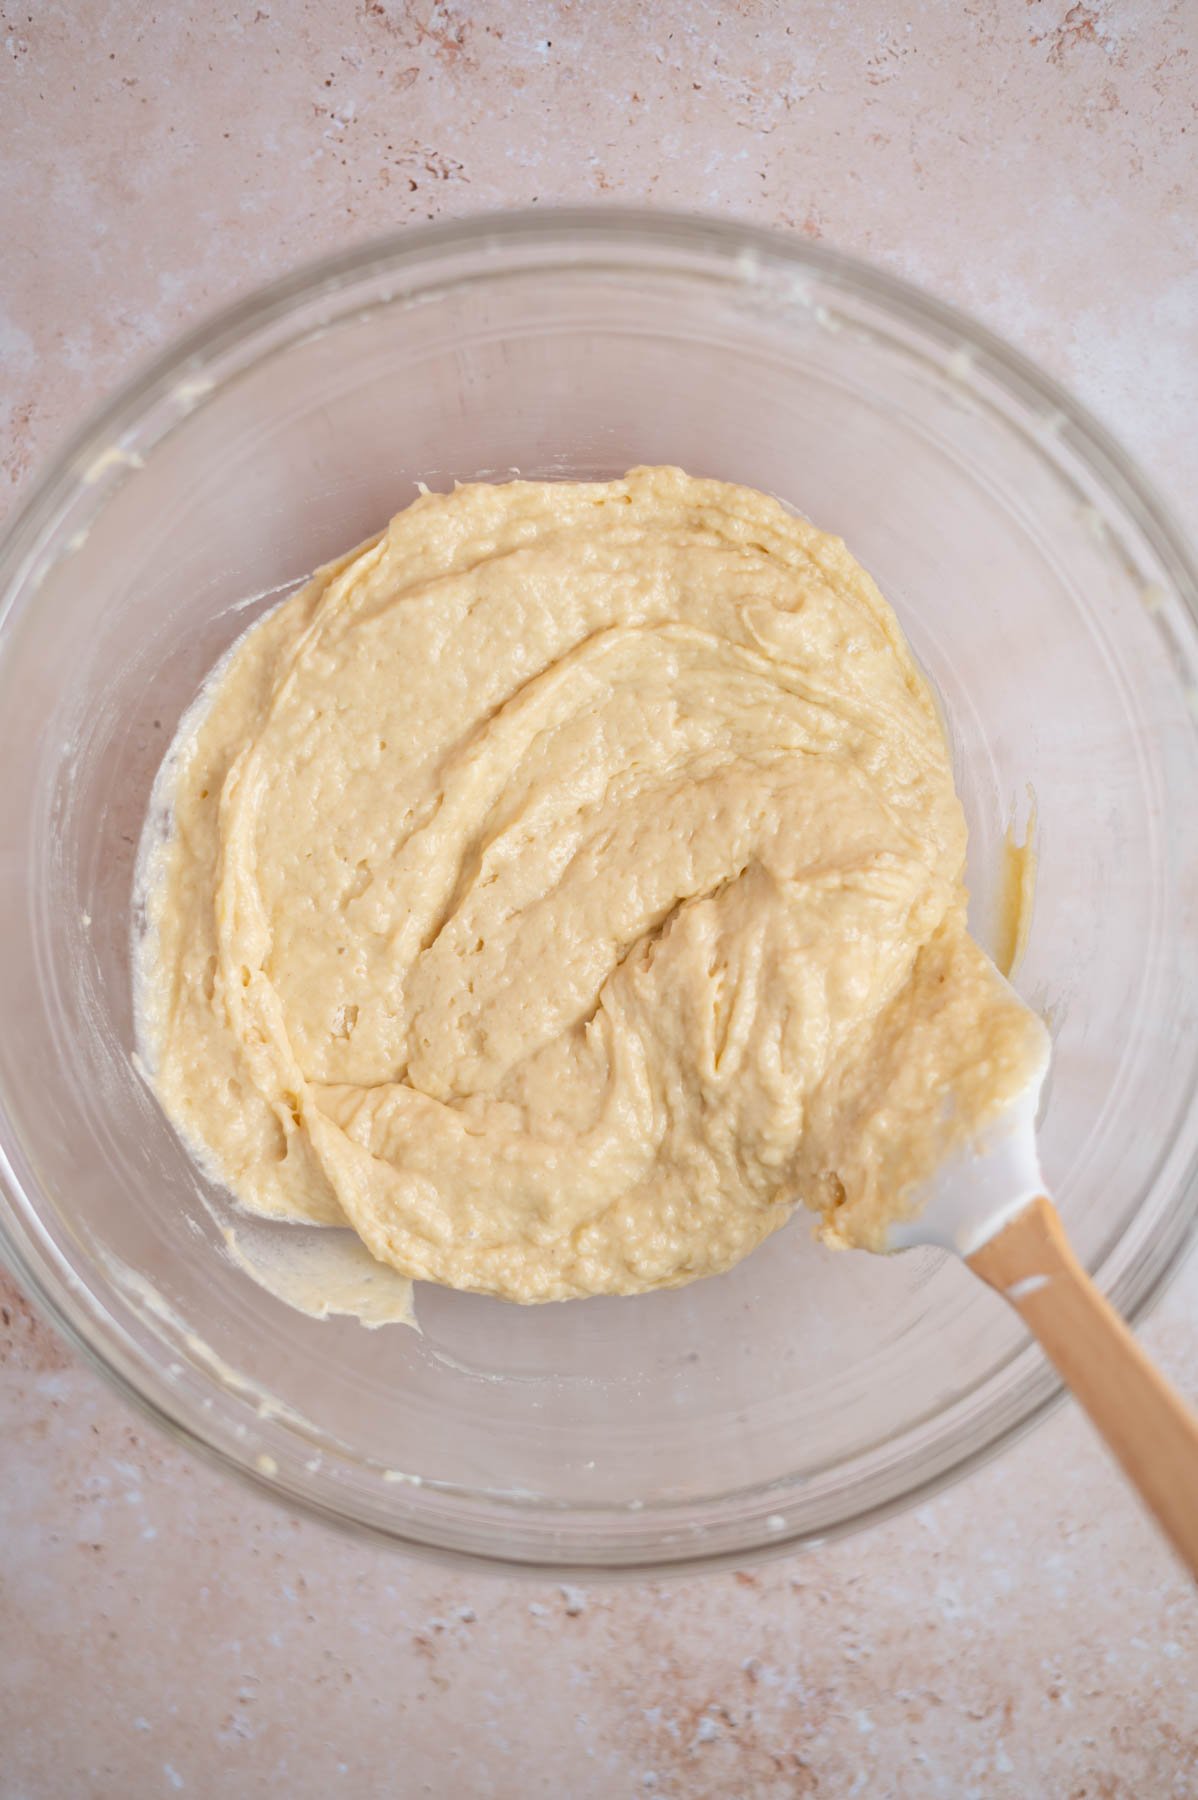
[1,217,1196,1569]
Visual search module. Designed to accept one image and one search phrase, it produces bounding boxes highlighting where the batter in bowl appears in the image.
[137,467,1046,1303]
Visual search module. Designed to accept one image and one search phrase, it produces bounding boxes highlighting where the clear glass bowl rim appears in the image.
[1,204,1197,1577]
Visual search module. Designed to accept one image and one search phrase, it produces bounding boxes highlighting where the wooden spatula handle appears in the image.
[968,1196,1198,1578]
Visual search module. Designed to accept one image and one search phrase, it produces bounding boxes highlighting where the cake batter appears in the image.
[137,468,1046,1302]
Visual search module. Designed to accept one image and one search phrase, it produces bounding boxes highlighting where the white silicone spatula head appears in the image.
[884,1038,1051,1258]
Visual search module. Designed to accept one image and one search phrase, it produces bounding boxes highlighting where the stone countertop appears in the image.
[2,3,1196,1794]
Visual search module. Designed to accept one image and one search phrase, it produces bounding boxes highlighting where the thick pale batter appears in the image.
[138,467,1046,1303]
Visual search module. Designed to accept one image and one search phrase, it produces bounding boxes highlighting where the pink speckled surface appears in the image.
[3,3,1197,1795]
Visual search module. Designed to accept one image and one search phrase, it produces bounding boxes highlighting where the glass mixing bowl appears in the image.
[1,210,1197,1575]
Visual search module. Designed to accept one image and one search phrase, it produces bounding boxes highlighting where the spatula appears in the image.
[886,1031,1198,1577]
